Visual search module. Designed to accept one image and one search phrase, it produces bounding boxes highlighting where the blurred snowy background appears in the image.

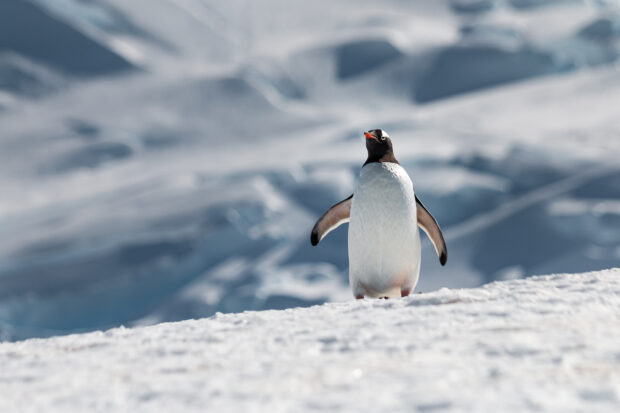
[1,0,619,341]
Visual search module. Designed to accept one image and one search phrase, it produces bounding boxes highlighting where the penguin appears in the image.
[310,129,447,299]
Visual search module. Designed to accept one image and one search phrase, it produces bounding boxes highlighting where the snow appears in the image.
[1,0,620,340]
[1,269,619,412]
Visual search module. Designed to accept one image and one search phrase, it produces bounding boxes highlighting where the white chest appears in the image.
[348,162,421,297]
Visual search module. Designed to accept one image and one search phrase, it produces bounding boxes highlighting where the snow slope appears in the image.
[1,269,619,412]
[1,0,620,340]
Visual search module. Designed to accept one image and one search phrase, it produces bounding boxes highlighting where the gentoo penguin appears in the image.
[310,129,447,299]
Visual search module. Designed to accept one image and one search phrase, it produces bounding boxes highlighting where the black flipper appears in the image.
[416,195,447,265]
[310,195,353,246]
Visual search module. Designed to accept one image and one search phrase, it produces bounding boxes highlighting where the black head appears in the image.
[363,129,398,166]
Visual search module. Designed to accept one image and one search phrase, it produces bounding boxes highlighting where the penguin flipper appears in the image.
[310,194,353,246]
[415,195,447,266]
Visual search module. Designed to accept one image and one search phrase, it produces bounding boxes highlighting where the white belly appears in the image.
[348,162,420,297]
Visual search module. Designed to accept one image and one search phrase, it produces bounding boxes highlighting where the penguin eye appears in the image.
[380,136,386,141]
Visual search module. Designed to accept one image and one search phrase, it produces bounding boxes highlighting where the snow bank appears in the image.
[1,269,619,412]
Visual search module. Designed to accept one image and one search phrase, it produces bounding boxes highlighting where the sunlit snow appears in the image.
[1,270,619,412]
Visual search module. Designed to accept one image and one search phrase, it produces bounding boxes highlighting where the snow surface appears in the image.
[1,269,619,412]
[2,0,620,340]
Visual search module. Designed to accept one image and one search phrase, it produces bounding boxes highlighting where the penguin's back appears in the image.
[348,162,421,297]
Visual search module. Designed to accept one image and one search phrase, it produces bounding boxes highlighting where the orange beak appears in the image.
[365,132,375,140]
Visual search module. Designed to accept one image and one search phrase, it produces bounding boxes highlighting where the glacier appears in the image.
[1,0,620,340]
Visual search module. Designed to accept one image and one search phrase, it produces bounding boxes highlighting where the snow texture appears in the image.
[1,269,619,412]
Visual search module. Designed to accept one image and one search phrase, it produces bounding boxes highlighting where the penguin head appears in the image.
[364,129,393,154]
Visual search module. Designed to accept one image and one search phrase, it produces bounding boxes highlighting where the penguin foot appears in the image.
[401,289,411,297]
[355,294,364,300]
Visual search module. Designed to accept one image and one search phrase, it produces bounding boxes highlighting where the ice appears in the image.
[579,15,620,40]
[0,0,133,76]
[415,44,558,102]
[0,53,67,98]
[1,0,620,341]
[336,39,405,79]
